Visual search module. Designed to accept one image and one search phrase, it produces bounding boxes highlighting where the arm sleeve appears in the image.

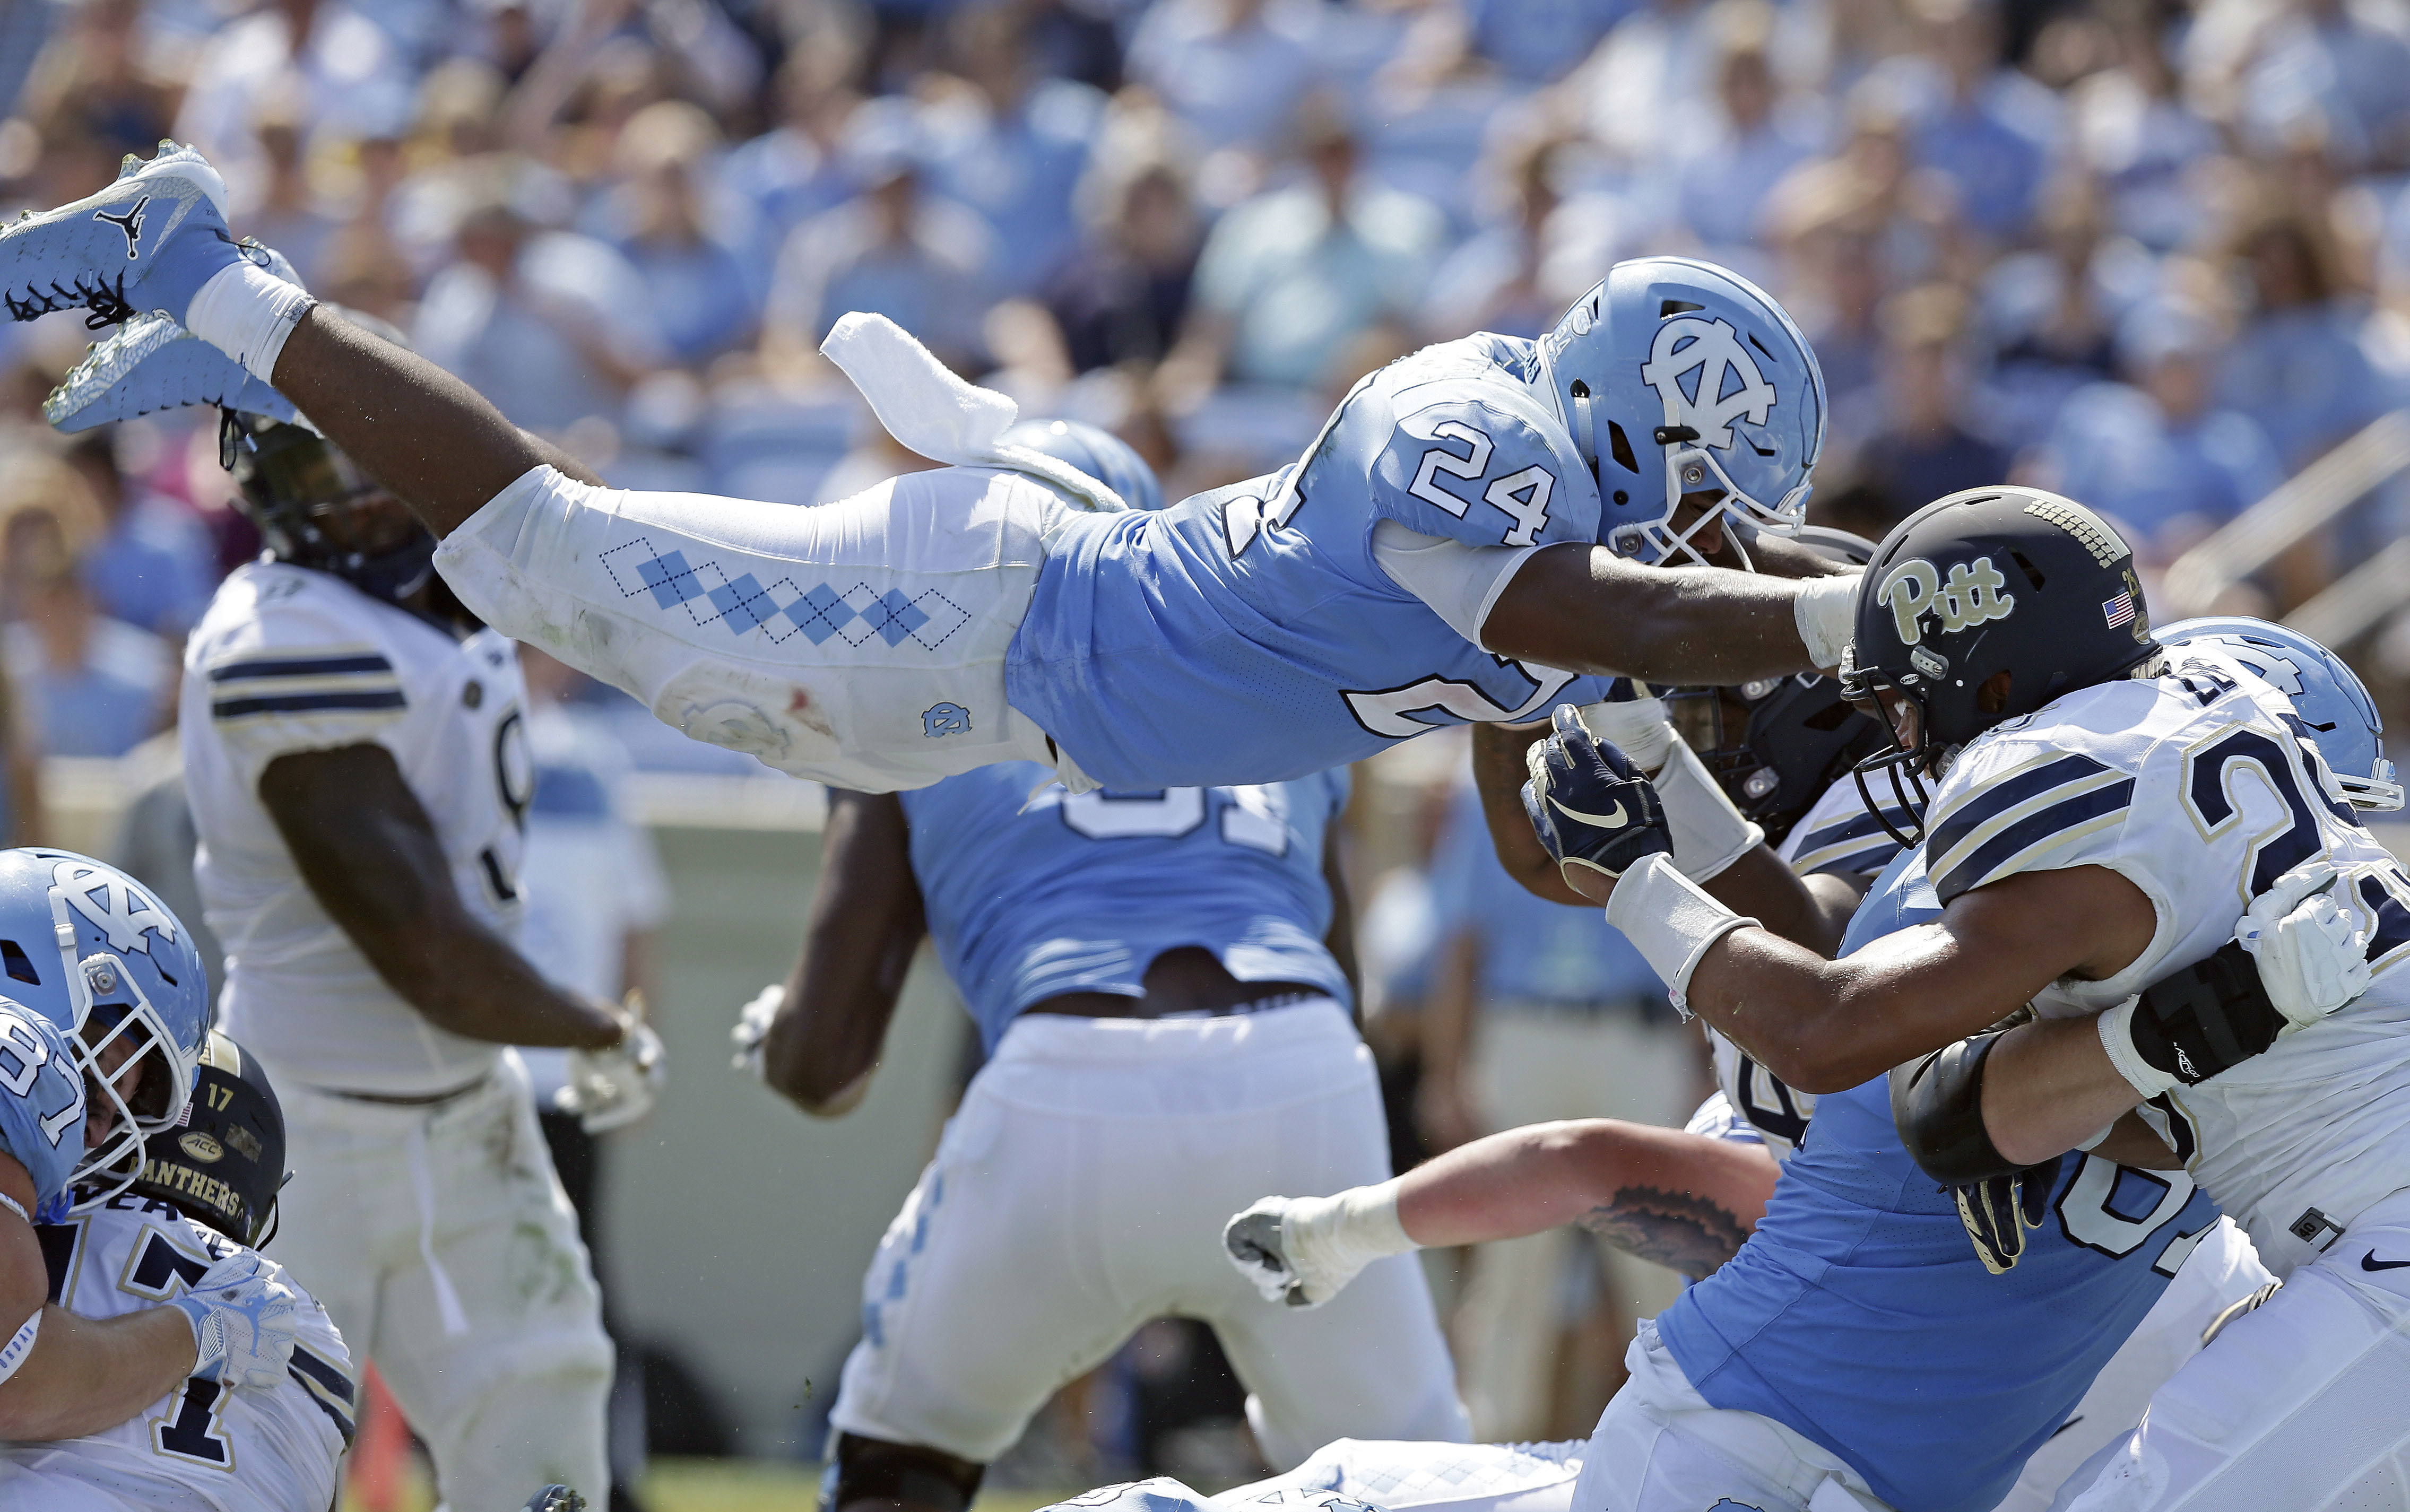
[1924,735,2140,909]
[1777,776,1915,879]
[0,1006,83,1215]
[1368,520,1542,649]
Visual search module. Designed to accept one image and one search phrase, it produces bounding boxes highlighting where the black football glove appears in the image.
[1521,703,1675,882]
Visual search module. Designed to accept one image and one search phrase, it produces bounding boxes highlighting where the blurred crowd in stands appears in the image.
[1,0,2409,780]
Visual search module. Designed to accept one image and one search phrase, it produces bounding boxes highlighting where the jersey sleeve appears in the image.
[1923,729,2141,909]
[194,587,412,791]
[1778,776,1915,879]
[0,1003,85,1216]
[1366,389,1601,552]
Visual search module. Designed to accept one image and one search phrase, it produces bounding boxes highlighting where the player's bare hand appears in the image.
[2238,861,2373,1028]
[558,996,666,1133]
[1522,703,1672,900]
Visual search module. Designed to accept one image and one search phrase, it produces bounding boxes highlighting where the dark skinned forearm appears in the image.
[259,745,621,1049]
[267,307,603,538]
[1481,544,1816,684]
[762,790,926,1114]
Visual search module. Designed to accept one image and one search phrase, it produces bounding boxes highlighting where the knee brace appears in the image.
[825,1432,985,1512]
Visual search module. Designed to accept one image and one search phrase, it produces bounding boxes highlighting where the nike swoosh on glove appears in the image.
[2237,861,2373,1029]
[171,1251,300,1390]
[558,1019,666,1133]
[1522,702,1674,881]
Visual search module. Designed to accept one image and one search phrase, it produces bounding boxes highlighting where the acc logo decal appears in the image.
[1640,317,1776,450]
[52,862,177,954]
[1879,557,2015,646]
[177,1132,224,1164]
[921,702,973,738]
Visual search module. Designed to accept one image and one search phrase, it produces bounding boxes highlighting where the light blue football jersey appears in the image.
[897,763,1353,1053]
[1007,335,1614,788]
[1652,846,2221,1512]
[0,998,89,1222]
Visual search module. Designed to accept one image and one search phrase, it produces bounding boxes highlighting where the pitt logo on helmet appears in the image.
[1879,557,2016,646]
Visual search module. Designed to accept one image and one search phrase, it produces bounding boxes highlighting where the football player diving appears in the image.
[0,850,300,1456]
[14,144,1857,798]
[730,423,1466,1512]
[7,1032,357,1512]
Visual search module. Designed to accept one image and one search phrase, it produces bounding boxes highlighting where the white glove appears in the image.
[170,1252,300,1391]
[556,1014,666,1133]
[1576,694,1677,775]
[1222,1183,1412,1308]
[730,983,784,1079]
[2237,861,2373,1029]
[1793,572,1862,672]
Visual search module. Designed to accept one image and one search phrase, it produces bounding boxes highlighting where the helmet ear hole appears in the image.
[1,939,39,984]
[1606,420,1640,475]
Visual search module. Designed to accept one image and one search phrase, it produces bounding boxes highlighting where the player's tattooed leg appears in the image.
[1578,1185,1752,1280]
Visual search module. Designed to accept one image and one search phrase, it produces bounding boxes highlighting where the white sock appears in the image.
[183,260,317,383]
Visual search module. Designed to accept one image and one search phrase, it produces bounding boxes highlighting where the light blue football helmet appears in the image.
[1533,257,1826,566]
[2160,617,2405,811]
[1000,418,1166,512]
[0,849,211,1207]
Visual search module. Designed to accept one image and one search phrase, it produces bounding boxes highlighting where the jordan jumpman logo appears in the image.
[92,196,150,259]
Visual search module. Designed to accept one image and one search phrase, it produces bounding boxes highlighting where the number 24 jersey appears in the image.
[1007,334,1613,789]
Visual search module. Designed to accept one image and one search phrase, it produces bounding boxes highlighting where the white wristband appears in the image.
[184,259,318,383]
[0,1309,39,1387]
[1287,1178,1415,1276]
[1576,697,1676,774]
[1603,851,1759,1017]
[2097,998,2179,1099]
[1793,573,1861,671]
[1651,741,1765,882]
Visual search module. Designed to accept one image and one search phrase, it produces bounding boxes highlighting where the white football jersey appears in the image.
[1924,657,2410,1275]
[181,562,533,1094]
[2,1196,352,1512]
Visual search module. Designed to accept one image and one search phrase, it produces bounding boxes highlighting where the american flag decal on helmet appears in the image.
[2103,592,2136,629]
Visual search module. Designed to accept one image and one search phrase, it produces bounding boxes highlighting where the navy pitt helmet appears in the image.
[0,849,211,1208]
[2160,617,2404,812]
[1534,257,1825,566]
[132,1032,287,1248]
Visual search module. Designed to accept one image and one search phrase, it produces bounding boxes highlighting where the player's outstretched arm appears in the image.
[1472,717,1860,955]
[1481,544,1856,685]
[258,744,630,1050]
[0,1153,203,1439]
[749,790,927,1116]
[268,307,603,538]
[1225,1119,1779,1306]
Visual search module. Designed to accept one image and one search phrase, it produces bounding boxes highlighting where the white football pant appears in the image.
[2052,1186,2410,1511]
[263,1051,613,1509]
[829,1001,1469,1468]
[432,464,1076,793]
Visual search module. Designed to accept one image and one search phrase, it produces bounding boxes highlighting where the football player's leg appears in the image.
[827,1069,1145,1490]
[1573,1321,1890,1512]
[2053,1194,2410,1512]
[245,1078,390,1401]
[1997,1218,2270,1512]
[0,1466,158,1510]
[430,462,1066,793]
[1203,1023,1467,1466]
[1214,1439,1587,1512]
[365,1069,613,1508]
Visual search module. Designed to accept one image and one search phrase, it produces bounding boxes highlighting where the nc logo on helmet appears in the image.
[1639,318,1777,450]
[52,862,178,954]
[1879,557,2016,646]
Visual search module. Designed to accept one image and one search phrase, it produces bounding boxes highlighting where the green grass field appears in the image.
[341,1457,1082,1512]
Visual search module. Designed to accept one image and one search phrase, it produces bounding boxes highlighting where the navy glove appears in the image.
[1521,703,1674,881]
